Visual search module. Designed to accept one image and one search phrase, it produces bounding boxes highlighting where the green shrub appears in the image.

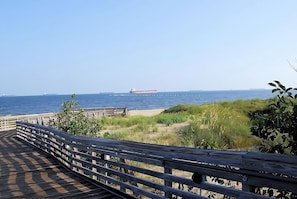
[49,94,102,137]
[163,104,203,114]
[249,80,297,155]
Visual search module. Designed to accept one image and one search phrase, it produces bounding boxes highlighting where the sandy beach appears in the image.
[128,109,165,116]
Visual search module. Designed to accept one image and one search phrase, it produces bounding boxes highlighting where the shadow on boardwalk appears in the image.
[0,130,125,199]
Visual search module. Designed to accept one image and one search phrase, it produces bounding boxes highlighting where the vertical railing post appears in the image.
[43,134,48,153]
[50,137,56,157]
[164,158,172,198]
[4,118,7,130]
[73,147,79,172]
[29,129,34,144]
[62,144,71,168]
[105,154,110,185]
[92,151,97,180]
[28,127,32,142]
[242,175,256,193]
[60,142,67,166]
[119,157,127,193]
[73,147,83,174]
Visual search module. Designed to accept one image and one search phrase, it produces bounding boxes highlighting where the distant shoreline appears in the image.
[1,89,271,97]
[0,108,165,118]
[128,109,165,116]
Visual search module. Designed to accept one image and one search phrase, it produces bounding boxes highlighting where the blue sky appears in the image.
[0,0,296,95]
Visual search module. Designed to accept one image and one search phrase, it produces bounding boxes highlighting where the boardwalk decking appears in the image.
[0,130,128,199]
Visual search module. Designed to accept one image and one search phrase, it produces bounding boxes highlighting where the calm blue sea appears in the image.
[0,90,274,116]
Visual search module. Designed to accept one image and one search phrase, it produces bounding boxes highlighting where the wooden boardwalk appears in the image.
[0,130,129,199]
[3,122,296,199]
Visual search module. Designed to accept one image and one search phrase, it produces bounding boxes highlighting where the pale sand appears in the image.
[128,109,165,116]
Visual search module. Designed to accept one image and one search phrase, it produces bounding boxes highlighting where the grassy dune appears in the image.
[100,99,271,150]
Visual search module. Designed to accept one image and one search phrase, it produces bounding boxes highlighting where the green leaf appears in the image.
[274,80,281,84]
[268,82,276,87]
[271,88,279,93]
[274,80,286,90]
[285,87,292,92]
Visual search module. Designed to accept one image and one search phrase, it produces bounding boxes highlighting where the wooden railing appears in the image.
[0,107,127,131]
[16,122,297,199]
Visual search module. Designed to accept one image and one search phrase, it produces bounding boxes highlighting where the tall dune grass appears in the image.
[101,99,269,150]
[177,104,258,149]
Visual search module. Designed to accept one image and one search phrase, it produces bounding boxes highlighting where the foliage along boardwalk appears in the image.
[0,130,129,199]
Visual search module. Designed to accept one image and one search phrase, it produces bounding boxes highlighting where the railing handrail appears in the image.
[16,122,297,199]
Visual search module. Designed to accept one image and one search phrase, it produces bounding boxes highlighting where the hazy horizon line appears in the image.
[1,88,271,97]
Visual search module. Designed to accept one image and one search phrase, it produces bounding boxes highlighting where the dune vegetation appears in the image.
[100,99,271,150]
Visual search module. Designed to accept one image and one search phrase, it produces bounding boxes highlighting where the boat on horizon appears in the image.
[129,88,157,94]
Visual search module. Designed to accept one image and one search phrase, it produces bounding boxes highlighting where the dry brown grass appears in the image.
[100,121,189,146]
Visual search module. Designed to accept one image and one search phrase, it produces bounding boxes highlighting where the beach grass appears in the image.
[100,99,270,150]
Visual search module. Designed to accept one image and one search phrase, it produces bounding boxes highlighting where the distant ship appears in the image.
[129,88,157,94]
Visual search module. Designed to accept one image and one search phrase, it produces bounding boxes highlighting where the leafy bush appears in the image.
[50,94,102,137]
[249,81,297,155]
[163,104,203,114]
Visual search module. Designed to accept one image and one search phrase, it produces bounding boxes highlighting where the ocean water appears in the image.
[0,90,274,116]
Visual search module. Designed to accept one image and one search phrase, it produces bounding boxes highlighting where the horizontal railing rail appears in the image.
[16,122,297,199]
[0,107,127,131]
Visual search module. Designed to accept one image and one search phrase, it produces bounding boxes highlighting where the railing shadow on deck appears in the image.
[0,130,129,199]
[16,122,297,199]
